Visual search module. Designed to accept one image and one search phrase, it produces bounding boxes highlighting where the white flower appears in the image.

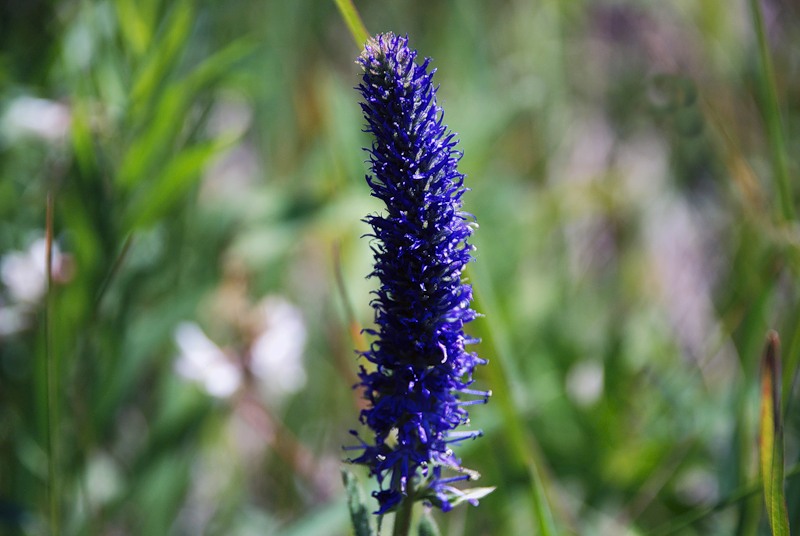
[1,238,63,304]
[565,360,604,407]
[174,322,242,399]
[249,296,307,402]
[2,96,71,143]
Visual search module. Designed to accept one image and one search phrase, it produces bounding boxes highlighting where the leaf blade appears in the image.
[342,469,374,536]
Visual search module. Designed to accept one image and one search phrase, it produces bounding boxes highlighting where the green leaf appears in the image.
[759,330,790,536]
[129,0,194,111]
[124,135,236,230]
[70,101,98,175]
[114,0,152,57]
[182,39,255,93]
[748,0,793,221]
[117,40,253,191]
[117,84,189,190]
[342,469,374,536]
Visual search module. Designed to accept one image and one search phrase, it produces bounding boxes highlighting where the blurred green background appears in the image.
[2,0,800,534]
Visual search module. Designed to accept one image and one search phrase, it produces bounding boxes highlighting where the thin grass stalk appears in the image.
[45,190,59,534]
[748,0,794,221]
[332,0,369,48]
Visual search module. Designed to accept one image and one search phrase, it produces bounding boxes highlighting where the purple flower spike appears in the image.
[347,33,489,514]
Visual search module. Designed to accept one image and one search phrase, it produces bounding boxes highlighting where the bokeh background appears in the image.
[2,0,800,534]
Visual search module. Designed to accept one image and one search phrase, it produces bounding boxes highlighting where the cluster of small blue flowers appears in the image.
[347,33,489,514]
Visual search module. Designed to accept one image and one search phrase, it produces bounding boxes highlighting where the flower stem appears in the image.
[392,485,415,536]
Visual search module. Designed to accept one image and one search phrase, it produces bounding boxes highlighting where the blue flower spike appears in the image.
[346,33,490,515]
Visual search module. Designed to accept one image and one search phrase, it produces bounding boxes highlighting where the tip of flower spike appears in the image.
[359,32,396,60]
[358,32,415,75]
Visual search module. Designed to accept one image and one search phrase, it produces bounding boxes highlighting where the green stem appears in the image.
[749,0,794,221]
[45,190,60,535]
[332,0,369,48]
[392,484,415,536]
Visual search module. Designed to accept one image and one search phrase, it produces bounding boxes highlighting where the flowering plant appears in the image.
[347,33,490,517]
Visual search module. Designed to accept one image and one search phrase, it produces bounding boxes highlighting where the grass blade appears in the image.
[748,0,793,221]
[760,331,790,536]
[114,0,153,57]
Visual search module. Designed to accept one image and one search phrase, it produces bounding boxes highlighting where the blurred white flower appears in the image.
[249,296,307,402]
[174,322,242,399]
[1,238,65,304]
[565,360,604,407]
[2,96,71,143]
[85,451,124,507]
